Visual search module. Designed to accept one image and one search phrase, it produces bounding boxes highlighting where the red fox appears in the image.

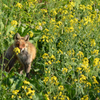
[0,33,36,78]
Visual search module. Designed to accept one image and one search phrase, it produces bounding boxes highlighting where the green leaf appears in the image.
[18,26,25,34]
[0,19,4,31]
[9,78,14,84]
[6,25,15,34]
[75,0,82,9]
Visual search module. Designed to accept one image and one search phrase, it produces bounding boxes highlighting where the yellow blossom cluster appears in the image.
[90,39,96,47]
[62,68,68,74]
[13,47,20,55]
[91,49,99,56]
[11,80,35,99]
[77,51,84,58]
[27,31,34,38]
[42,53,57,65]
[93,58,100,67]
[11,20,18,27]
[12,90,19,95]
[92,76,99,84]
[51,76,59,85]
[43,76,59,85]
[80,74,87,83]
[81,95,89,100]
[43,77,49,84]
[67,49,75,57]
[23,80,30,84]
[58,85,64,91]
[11,90,21,99]
[16,2,22,9]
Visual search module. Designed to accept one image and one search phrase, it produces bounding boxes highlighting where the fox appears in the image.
[0,33,36,78]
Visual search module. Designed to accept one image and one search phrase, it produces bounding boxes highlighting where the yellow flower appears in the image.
[73,33,77,38]
[43,77,49,84]
[50,18,56,24]
[86,5,92,10]
[45,94,50,100]
[90,39,96,46]
[76,67,82,72]
[80,74,87,83]
[62,68,68,74]
[59,91,62,96]
[42,53,49,59]
[18,96,21,99]
[93,58,99,66]
[28,2,34,7]
[13,47,20,55]
[48,60,52,65]
[22,86,27,89]
[67,49,75,56]
[29,96,32,99]
[51,76,59,85]
[92,76,99,84]
[50,9,57,16]
[81,95,89,100]
[79,4,86,11]
[69,26,74,32]
[11,20,18,27]
[82,57,89,66]
[57,49,63,54]
[57,21,62,25]
[58,85,64,91]
[41,9,47,13]
[16,2,22,9]
[29,31,34,38]
[66,96,70,100]
[77,51,84,58]
[11,95,14,99]
[30,86,32,88]
[31,90,35,95]
[23,80,30,84]
[85,82,91,88]
[45,62,48,65]
[51,55,56,60]
[53,95,57,100]
[74,79,78,82]
[42,21,46,25]
[91,49,99,56]
[26,88,35,96]
[12,90,19,95]
[10,31,15,35]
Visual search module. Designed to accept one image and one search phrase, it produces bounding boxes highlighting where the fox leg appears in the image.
[18,60,31,78]
[24,63,31,78]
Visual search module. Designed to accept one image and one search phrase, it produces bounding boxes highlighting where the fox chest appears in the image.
[17,52,31,64]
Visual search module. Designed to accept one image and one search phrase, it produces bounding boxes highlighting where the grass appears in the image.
[0,0,100,100]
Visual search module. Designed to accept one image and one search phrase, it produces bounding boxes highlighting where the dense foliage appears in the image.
[0,0,100,100]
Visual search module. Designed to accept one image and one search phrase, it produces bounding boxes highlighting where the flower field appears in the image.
[0,0,100,100]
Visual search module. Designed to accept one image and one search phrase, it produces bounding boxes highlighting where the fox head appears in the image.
[13,33,29,53]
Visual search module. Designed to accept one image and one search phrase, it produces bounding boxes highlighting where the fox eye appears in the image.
[22,44,25,47]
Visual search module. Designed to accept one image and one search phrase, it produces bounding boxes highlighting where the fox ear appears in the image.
[14,33,21,40]
[24,35,29,41]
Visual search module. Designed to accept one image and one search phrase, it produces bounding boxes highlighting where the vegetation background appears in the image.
[0,0,100,100]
